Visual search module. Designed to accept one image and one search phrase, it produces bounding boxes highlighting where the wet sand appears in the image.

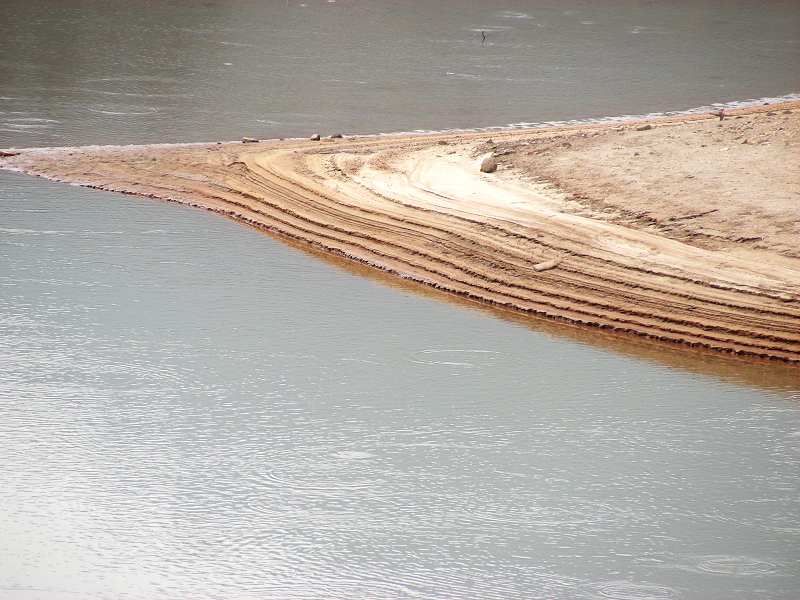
[2,102,799,362]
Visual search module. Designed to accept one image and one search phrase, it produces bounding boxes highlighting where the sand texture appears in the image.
[3,103,799,362]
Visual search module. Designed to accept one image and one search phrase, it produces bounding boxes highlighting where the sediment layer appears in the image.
[3,102,800,362]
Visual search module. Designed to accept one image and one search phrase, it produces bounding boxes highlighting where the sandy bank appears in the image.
[2,102,800,362]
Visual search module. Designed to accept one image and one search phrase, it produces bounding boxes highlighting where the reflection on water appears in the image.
[1,173,798,599]
[1,0,800,598]
[290,233,800,393]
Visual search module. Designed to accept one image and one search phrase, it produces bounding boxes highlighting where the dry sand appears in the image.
[2,102,799,363]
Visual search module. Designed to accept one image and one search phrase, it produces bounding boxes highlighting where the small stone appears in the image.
[533,258,561,272]
[766,111,776,116]
[479,155,498,173]
[309,133,321,141]
[329,133,343,139]
[777,293,794,303]
[241,137,259,143]
[635,124,653,131]
[436,140,449,145]
[0,150,20,157]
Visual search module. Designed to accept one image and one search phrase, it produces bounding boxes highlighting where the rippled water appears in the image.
[2,1,800,599]
[2,173,799,599]
[1,0,799,146]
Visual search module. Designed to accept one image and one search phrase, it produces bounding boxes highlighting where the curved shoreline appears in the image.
[3,101,800,363]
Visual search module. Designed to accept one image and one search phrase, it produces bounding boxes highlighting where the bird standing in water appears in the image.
[481,30,487,45]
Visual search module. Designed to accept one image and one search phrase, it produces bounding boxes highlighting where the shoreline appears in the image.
[3,92,799,154]
[2,100,799,363]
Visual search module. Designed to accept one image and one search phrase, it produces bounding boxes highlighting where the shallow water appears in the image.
[1,1,800,599]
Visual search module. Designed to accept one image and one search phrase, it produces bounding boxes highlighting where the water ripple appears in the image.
[694,555,779,576]
[588,580,680,600]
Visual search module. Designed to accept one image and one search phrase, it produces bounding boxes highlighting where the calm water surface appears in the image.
[1,1,799,599]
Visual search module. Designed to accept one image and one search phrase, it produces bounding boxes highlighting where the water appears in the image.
[1,1,800,599]
[1,0,799,147]
[3,173,799,599]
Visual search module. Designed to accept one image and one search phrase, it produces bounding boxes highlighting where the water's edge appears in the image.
[2,92,798,152]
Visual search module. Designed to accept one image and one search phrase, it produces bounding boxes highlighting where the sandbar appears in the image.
[2,102,799,362]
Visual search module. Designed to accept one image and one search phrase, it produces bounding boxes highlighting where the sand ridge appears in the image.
[2,102,799,362]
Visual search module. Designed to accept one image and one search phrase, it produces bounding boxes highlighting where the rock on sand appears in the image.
[479,155,498,173]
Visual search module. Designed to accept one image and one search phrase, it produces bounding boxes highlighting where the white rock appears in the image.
[533,258,561,272]
[479,154,498,173]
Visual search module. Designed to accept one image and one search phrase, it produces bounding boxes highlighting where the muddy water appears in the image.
[1,1,799,599]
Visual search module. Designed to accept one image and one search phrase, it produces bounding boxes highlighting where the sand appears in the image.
[2,102,799,363]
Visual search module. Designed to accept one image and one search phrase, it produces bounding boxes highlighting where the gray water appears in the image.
[1,2,800,599]
[2,0,800,146]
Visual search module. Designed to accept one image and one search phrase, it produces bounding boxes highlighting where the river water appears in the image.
[1,1,799,599]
